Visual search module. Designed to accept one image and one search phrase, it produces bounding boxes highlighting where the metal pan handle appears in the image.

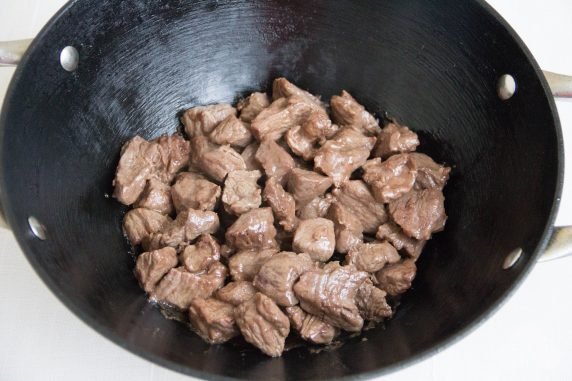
[0,39,32,66]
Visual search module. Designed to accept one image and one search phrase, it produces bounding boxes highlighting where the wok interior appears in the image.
[0,0,559,379]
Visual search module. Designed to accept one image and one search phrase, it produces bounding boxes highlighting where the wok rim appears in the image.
[0,0,564,379]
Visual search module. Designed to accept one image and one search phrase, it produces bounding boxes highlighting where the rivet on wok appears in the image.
[60,46,79,72]
[497,74,516,100]
[28,216,47,240]
[503,248,522,270]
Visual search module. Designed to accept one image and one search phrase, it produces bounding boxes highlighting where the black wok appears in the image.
[0,0,570,379]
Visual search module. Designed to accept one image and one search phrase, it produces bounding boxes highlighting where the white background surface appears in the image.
[1,1,571,380]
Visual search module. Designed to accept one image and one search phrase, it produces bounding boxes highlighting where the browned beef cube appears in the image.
[255,138,295,185]
[237,92,270,123]
[171,172,221,212]
[362,154,417,203]
[180,234,221,273]
[151,262,227,309]
[209,114,252,148]
[301,111,338,141]
[375,259,417,296]
[215,281,257,306]
[228,248,277,281]
[327,202,364,253]
[285,306,338,345]
[190,136,246,182]
[189,298,239,344]
[314,128,376,187]
[152,134,191,183]
[292,218,335,262]
[330,90,380,136]
[272,78,322,105]
[123,208,171,246]
[144,208,219,251]
[376,222,426,259]
[250,96,312,141]
[253,251,313,306]
[221,170,262,215]
[113,136,162,205]
[240,142,261,171]
[134,179,173,215]
[287,168,333,206]
[293,263,368,332]
[134,247,178,293]
[263,177,298,232]
[181,104,236,138]
[332,180,387,234]
[297,194,334,220]
[373,122,419,159]
[284,125,316,161]
[234,293,290,357]
[409,153,451,190]
[388,189,446,240]
[346,242,400,273]
[225,208,277,251]
[355,280,392,322]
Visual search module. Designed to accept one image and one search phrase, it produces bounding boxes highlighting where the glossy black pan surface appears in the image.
[0,0,563,379]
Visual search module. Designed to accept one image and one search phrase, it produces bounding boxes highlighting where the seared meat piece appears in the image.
[253,252,313,306]
[297,194,334,220]
[237,92,270,123]
[284,125,316,161]
[285,306,338,345]
[222,170,262,215]
[375,259,416,296]
[314,128,376,186]
[215,281,257,306]
[301,111,338,141]
[171,172,221,212]
[113,136,162,205]
[151,262,227,309]
[134,179,173,215]
[134,247,178,293]
[287,168,333,206]
[145,208,219,250]
[225,208,277,251]
[373,122,419,159]
[181,103,236,137]
[250,97,312,141]
[153,134,191,183]
[330,90,380,136]
[209,114,253,148]
[263,177,298,232]
[123,208,171,246]
[292,218,335,262]
[180,234,221,273]
[327,202,364,253]
[409,153,451,190]
[294,263,369,332]
[332,180,387,233]
[235,293,290,357]
[255,138,295,185]
[190,136,247,183]
[346,242,400,273]
[189,298,238,344]
[362,154,417,203]
[272,77,322,106]
[388,189,446,240]
[355,280,392,322]
[376,222,426,258]
[240,142,261,171]
[228,248,277,281]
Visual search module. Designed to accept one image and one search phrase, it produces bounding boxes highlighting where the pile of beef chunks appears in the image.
[112,78,450,357]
